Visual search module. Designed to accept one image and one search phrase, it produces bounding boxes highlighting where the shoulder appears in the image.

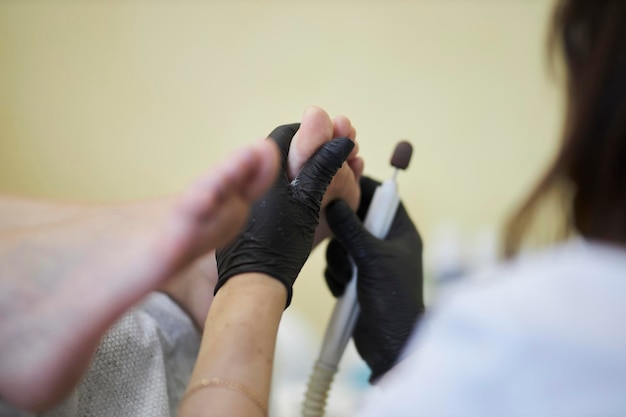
[415,239,626,366]
[427,239,626,339]
[358,240,626,417]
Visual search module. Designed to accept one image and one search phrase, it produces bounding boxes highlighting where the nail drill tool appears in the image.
[302,141,414,417]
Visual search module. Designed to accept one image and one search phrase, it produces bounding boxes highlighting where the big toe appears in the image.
[288,106,333,180]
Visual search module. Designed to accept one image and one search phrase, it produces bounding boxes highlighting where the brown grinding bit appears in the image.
[390,140,413,170]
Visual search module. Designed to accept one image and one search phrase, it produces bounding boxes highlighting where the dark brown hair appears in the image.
[505,0,626,256]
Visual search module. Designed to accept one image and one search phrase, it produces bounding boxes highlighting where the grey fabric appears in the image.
[0,292,200,417]
[0,403,31,417]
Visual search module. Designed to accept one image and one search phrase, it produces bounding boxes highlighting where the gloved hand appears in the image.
[325,176,425,382]
[215,123,355,307]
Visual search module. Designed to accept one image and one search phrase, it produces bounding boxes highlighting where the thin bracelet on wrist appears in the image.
[181,376,268,416]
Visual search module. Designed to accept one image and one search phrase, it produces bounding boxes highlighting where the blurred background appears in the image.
[0,0,562,414]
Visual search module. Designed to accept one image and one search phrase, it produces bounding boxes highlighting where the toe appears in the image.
[288,106,333,180]
[241,140,280,202]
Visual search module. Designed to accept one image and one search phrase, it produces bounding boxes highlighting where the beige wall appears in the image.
[0,0,562,333]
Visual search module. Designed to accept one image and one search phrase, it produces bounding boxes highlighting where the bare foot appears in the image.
[160,109,364,330]
[288,106,364,246]
[0,141,279,411]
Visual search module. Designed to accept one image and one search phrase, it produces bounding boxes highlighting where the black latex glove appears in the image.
[324,176,424,382]
[215,123,355,307]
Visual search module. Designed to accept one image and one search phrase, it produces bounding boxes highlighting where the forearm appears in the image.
[178,273,286,417]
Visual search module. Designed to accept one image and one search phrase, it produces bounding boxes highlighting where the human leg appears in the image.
[0,141,279,411]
